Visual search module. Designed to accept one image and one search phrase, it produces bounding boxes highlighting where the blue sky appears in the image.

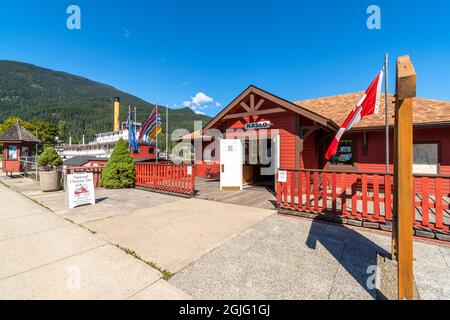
[1,0,450,117]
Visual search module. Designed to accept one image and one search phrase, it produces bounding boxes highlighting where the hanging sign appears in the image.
[187,165,193,175]
[278,170,287,183]
[65,172,96,209]
[244,121,270,130]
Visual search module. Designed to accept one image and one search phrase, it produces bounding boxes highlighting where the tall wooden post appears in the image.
[394,55,416,300]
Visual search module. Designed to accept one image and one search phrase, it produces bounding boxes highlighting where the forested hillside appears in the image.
[0,60,211,141]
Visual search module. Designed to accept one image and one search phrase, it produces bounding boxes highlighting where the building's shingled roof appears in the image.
[0,124,40,143]
[63,156,108,166]
[294,93,450,129]
[63,156,91,166]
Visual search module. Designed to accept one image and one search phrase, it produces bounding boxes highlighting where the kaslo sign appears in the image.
[244,121,270,130]
[65,172,96,209]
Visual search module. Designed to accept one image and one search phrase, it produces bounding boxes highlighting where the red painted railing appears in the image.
[136,163,195,195]
[277,169,450,233]
[65,166,104,188]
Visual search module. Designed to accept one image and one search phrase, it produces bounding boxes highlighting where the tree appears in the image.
[29,119,58,148]
[57,120,68,144]
[0,117,31,134]
[0,117,59,153]
[101,138,135,189]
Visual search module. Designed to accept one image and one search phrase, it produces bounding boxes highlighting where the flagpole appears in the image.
[166,104,169,160]
[385,53,390,173]
[128,105,132,154]
[134,106,137,153]
[156,101,159,164]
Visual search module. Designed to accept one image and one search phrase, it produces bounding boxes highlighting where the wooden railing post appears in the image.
[394,55,416,300]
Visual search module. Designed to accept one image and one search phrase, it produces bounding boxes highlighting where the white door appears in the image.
[220,139,243,190]
[273,134,281,192]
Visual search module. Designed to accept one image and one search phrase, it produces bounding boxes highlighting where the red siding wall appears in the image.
[225,111,298,169]
[87,160,107,167]
[355,130,394,173]
[355,127,450,174]
[301,130,321,170]
[131,145,157,160]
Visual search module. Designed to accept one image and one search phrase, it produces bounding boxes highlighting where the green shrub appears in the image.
[101,138,135,189]
[38,146,63,168]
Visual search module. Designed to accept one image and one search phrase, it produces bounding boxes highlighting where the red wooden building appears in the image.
[63,156,108,168]
[191,85,450,184]
[131,142,157,161]
[0,124,40,175]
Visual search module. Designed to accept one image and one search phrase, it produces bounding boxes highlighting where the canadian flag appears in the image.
[325,69,384,160]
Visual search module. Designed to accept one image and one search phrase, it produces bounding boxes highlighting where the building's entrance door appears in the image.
[220,139,243,190]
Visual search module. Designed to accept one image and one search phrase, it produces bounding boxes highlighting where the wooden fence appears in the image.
[65,166,104,188]
[136,163,195,195]
[277,169,450,233]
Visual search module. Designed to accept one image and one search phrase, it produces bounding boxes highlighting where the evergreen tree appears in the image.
[101,138,135,189]
[57,120,68,143]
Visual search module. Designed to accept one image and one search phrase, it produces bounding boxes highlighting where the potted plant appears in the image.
[38,146,63,192]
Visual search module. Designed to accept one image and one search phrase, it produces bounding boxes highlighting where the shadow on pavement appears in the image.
[306,216,390,300]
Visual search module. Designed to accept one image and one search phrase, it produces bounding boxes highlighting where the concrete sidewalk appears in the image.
[0,175,183,224]
[171,214,450,300]
[0,181,191,299]
[85,198,274,273]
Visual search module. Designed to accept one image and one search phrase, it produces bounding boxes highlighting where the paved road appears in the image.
[0,182,190,299]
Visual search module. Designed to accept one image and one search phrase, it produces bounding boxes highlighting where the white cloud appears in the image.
[195,110,206,115]
[192,92,213,105]
[181,91,216,115]
[122,27,130,38]
[215,102,222,107]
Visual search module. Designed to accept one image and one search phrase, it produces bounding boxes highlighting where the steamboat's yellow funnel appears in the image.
[114,97,120,131]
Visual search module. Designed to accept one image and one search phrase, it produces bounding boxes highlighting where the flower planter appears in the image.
[39,170,62,192]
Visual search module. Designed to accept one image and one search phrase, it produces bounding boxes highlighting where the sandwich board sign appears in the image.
[65,172,96,209]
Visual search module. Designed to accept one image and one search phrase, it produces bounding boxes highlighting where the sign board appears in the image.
[187,165,193,175]
[278,170,287,183]
[244,121,270,130]
[65,172,96,209]
[413,143,438,174]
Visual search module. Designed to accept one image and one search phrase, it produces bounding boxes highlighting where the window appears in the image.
[149,147,155,154]
[413,143,438,174]
[7,145,17,160]
[21,146,30,157]
[330,140,353,165]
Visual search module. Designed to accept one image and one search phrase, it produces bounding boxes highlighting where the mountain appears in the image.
[0,60,211,140]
